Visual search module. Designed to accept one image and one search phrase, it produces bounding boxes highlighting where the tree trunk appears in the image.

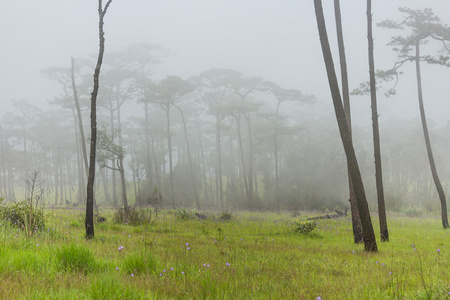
[118,157,128,209]
[367,0,389,241]
[71,57,89,177]
[274,102,281,209]
[235,115,250,207]
[245,113,254,208]
[164,104,175,206]
[314,0,378,252]
[86,0,112,239]
[414,41,449,229]
[144,102,153,185]
[216,116,224,207]
[173,104,200,209]
[334,0,363,244]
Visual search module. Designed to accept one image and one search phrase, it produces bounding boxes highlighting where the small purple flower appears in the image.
[116,267,119,271]
[352,251,355,254]
[187,247,190,250]
[170,267,174,271]
[181,271,185,275]
[185,243,189,247]
[389,271,392,275]
[118,245,124,251]
[131,273,135,277]
[414,248,416,251]
[316,297,321,300]
[437,248,440,254]
[159,273,162,277]
[226,262,230,266]
[163,269,166,273]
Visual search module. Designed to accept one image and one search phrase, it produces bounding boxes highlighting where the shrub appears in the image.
[113,206,152,226]
[175,208,192,220]
[219,211,233,221]
[195,212,208,220]
[0,198,45,235]
[294,220,317,234]
[403,207,423,218]
[55,243,97,274]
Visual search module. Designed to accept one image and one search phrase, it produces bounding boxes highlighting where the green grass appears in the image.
[0,209,448,299]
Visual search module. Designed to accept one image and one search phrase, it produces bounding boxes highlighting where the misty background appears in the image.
[1,1,450,212]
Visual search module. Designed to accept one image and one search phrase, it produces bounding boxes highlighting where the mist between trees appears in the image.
[1,43,449,214]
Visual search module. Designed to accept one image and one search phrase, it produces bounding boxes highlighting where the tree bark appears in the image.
[86,0,112,239]
[414,41,449,229]
[314,0,377,252]
[367,0,389,241]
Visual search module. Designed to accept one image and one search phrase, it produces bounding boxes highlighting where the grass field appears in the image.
[0,208,449,299]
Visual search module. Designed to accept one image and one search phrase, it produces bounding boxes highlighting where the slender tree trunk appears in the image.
[150,134,162,189]
[164,105,175,205]
[196,120,210,204]
[367,0,389,241]
[334,0,363,244]
[235,115,250,207]
[173,104,200,209]
[415,41,449,229]
[314,0,378,251]
[71,57,89,176]
[86,0,112,239]
[118,158,128,209]
[274,101,282,209]
[216,117,224,207]
[245,113,254,208]
[144,102,153,185]
[54,150,59,205]
[0,126,7,199]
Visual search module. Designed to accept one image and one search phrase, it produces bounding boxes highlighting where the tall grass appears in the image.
[0,209,448,299]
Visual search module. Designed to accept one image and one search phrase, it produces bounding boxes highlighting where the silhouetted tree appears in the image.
[378,7,450,229]
[367,0,389,241]
[86,0,112,239]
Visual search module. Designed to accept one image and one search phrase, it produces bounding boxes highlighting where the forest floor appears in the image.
[0,208,449,299]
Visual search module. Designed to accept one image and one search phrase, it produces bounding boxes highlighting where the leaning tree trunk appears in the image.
[367,0,389,241]
[414,41,449,229]
[314,0,377,252]
[86,0,112,239]
[334,0,363,244]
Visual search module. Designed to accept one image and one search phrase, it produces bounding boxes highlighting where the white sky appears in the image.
[1,0,449,129]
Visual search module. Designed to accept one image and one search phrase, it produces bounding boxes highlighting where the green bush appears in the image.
[219,211,233,221]
[0,198,45,234]
[113,206,152,226]
[294,220,317,234]
[175,208,192,220]
[55,243,98,274]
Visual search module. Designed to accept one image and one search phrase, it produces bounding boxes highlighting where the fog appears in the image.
[0,1,449,211]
